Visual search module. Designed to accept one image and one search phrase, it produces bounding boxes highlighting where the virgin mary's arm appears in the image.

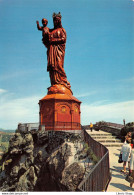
[49,29,66,44]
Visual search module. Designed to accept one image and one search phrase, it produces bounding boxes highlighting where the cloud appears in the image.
[0,68,45,81]
[117,77,134,83]
[0,90,134,129]
[75,91,97,98]
[0,95,40,129]
[0,89,7,94]
[0,71,28,81]
[81,100,134,125]
[89,100,110,106]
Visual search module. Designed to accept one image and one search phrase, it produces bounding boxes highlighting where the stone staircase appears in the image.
[86,130,123,147]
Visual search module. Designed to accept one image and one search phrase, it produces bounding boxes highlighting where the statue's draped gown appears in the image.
[46,27,70,88]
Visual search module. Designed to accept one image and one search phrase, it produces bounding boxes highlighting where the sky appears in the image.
[0,0,134,129]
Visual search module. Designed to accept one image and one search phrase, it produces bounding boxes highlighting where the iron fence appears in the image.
[78,128,110,191]
[18,122,82,131]
[40,122,81,130]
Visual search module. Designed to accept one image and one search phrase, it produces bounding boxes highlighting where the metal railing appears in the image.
[18,122,82,131]
[78,128,110,191]
[40,122,81,130]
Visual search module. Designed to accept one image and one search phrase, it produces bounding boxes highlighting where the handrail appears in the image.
[40,122,82,131]
[18,122,82,131]
[77,128,110,191]
[78,151,109,190]
[40,121,81,126]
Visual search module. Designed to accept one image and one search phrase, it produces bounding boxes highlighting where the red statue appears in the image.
[36,18,49,48]
[37,13,81,131]
[37,12,71,93]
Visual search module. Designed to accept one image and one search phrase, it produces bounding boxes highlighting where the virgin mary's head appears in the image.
[53,12,62,28]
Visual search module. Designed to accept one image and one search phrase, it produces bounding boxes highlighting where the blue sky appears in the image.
[0,0,134,129]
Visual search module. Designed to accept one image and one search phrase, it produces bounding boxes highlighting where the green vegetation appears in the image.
[0,132,14,157]
[1,134,12,142]
[94,121,107,131]
[120,122,134,141]
[0,128,15,133]
[15,129,20,133]
[83,143,99,165]
[1,142,9,153]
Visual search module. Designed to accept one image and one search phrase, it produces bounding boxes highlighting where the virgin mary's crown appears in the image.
[53,12,62,19]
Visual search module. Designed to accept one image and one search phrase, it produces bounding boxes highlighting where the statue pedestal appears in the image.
[39,86,81,131]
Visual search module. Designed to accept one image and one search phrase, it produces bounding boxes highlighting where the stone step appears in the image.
[100,142,123,147]
[88,133,113,136]
[86,130,123,147]
[93,139,121,143]
[90,136,117,139]
[86,130,112,135]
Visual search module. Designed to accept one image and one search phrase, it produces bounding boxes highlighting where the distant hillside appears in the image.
[0,131,6,135]
[0,128,15,133]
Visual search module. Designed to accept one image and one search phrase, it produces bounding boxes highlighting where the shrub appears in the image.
[92,154,99,165]
[15,129,20,133]
[120,122,134,142]
[94,121,107,131]
[1,135,11,142]
[83,143,89,150]
[86,146,99,165]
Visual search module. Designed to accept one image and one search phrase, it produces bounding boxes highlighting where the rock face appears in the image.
[0,132,37,191]
[9,133,34,155]
[61,162,85,191]
[0,131,85,191]
[16,166,37,191]
[34,142,84,191]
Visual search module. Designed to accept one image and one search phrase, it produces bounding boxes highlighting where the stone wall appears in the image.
[18,123,39,132]
[99,125,121,137]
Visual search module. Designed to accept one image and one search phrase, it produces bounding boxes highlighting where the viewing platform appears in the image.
[86,129,134,192]
[86,130,123,147]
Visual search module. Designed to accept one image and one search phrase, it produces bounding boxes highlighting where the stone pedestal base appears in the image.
[39,93,81,131]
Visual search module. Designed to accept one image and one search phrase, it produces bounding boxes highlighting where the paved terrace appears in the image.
[86,129,134,192]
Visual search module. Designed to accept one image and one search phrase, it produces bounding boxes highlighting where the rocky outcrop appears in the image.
[9,133,34,155]
[34,143,84,191]
[0,132,41,191]
[34,142,71,191]
[16,166,37,191]
[61,162,84,191]
[0,131,85,191]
